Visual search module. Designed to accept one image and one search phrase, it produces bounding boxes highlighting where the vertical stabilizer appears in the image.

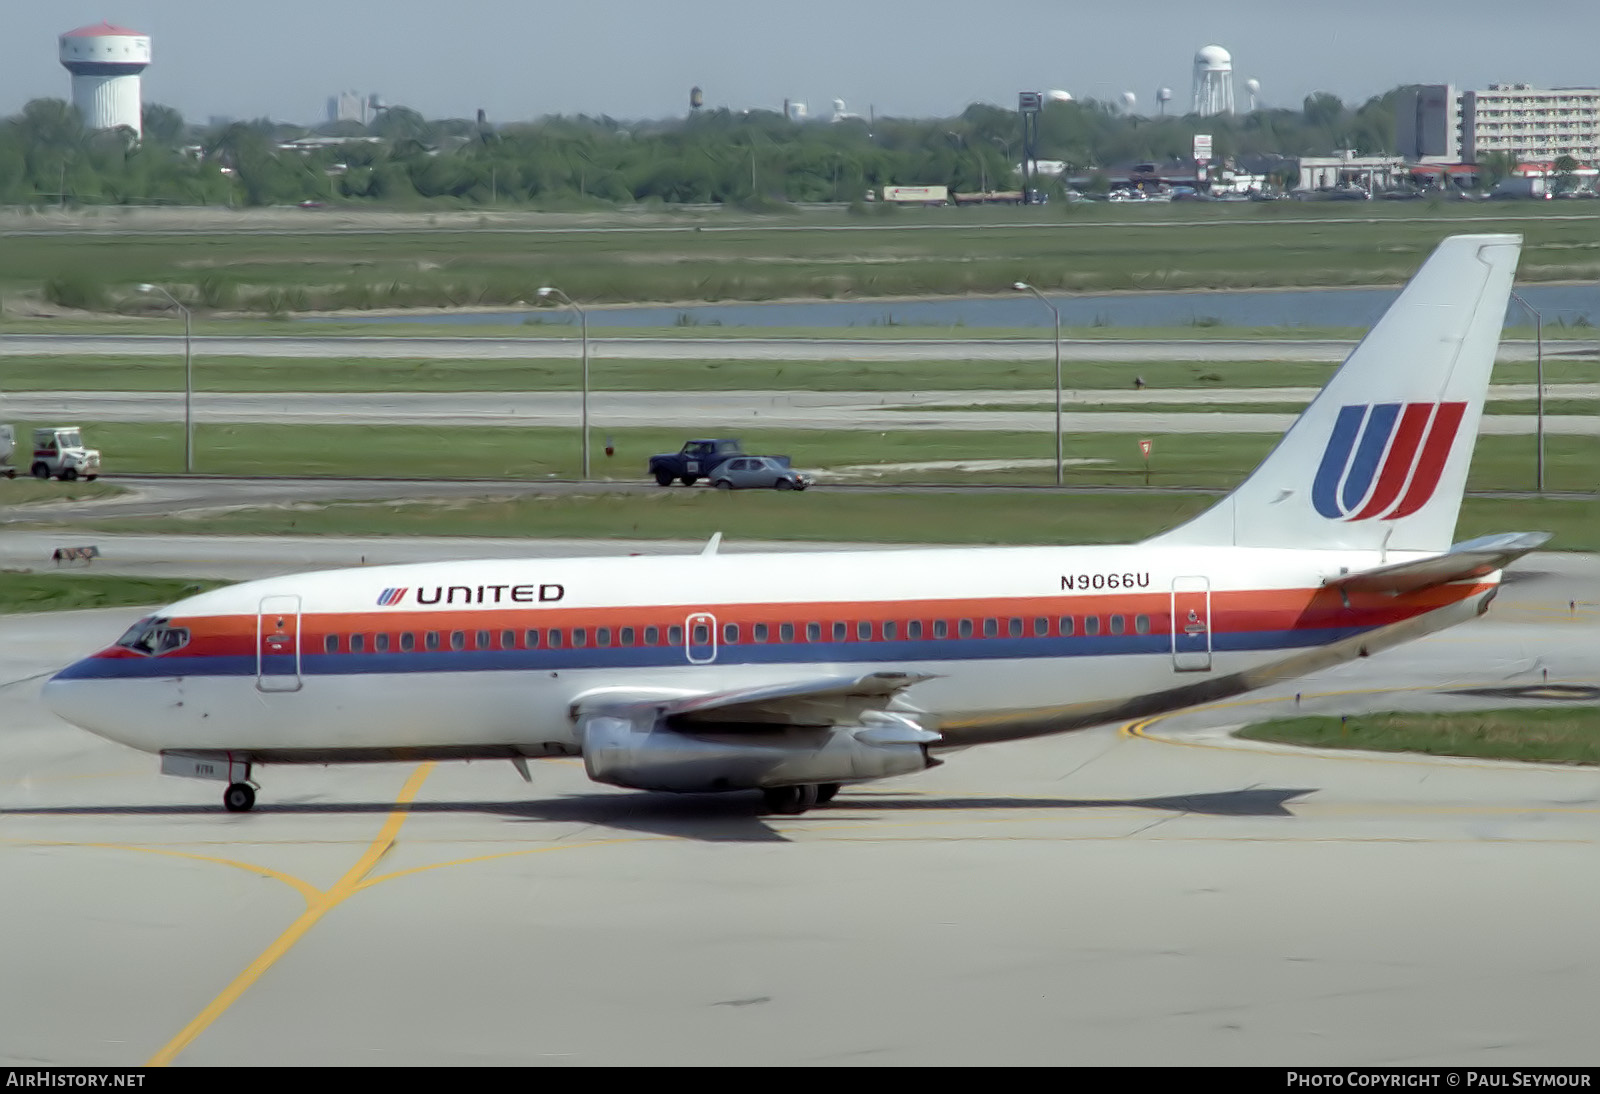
[1147,234,1522,552]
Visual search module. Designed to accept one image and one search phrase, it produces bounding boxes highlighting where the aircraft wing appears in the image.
[1323,531,1551,597]
[574,671,936,729]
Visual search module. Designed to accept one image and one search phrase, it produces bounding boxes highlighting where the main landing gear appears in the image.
[760,783,840,815]
[224,782,257,812]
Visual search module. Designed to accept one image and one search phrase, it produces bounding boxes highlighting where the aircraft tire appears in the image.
[223,783,256,812]
[762,784,820,815]
[817,783,840,803]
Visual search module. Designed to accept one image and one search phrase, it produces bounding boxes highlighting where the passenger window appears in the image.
[1110,615,1125,635]
[1008,618,1023,637]
[352,633,366,653]
[908,621,923,639]
[1084,616,1101,636]
[806,622,820,642]
[621,627,635,646]
[501,630,516,649]
[597,628,612,647]
[1135,614,1151,634]
[1059,616,1075,636]
[548,629,564,648]
[573,629,588,647]
[424,631,440,651]
[779,622,795,642]
[754,622,769,642]
[477,629,491,649]
[1033,617,1047,637]
[884,621,898,640]
[376,633,391,652]
[324,634,338,654]
[524,629,540,648]
[450,631,465,651]
[933,620,948,639]
[833,621,848,642]
[692,623,709,644]
[857,621,872,641]
[399,632,415,652]
[644,626,659,645]
[723,623,738,643]
[958,619,973,638]
[984,618,999,638]
[668,625,684,645]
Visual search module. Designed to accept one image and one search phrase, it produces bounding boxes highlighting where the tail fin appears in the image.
[1148,234,1522,552]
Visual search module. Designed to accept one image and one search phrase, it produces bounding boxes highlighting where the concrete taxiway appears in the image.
[1,539,1597,1065]
[5,388,1594,435]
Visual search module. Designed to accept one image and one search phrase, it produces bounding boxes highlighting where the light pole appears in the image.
[1510,289,1545,492]
[1013,281,1062,486]
[537,285,590,479]
[138,283,193,473]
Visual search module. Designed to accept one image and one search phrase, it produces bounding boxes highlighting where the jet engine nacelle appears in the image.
[581,710,938,793]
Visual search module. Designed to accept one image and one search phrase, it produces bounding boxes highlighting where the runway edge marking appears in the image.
[146,762,435,1067]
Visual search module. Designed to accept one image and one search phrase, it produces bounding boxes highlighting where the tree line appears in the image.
[0,90,1413,209]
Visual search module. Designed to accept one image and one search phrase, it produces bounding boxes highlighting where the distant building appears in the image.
[1394,84,1460,162]
[327,91,371,126]
[1461,84,1600,164]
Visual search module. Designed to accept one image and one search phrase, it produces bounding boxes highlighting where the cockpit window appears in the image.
[114,616,191,656]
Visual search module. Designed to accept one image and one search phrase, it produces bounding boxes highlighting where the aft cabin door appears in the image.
[685,612,717,664]
[1170,576,1212,673]
[257,594,303,692]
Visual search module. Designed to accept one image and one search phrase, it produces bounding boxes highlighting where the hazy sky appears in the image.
[11,1,1599,124]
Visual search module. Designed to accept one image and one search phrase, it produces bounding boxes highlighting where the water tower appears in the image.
[60,22,151,137]
[1245,78,1261,111]
[1156,87,1173,116]
[1191,44,1235,116]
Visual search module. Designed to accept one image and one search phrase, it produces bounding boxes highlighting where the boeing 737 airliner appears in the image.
[43,234,1546,814]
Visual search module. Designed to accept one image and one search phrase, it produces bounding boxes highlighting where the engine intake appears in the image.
[582,710,937,793]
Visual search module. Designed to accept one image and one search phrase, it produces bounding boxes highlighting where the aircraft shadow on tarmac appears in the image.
[0,786,1316,844]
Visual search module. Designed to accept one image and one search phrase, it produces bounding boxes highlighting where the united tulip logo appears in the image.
[1312,403,1466,521]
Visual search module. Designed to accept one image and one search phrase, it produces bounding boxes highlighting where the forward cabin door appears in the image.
[1170,576,1212,672]
[257,594,303,692]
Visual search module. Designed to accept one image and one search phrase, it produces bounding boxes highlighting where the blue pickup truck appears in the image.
[648,439,747,486]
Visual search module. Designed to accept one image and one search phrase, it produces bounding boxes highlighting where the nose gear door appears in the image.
[257,594,303,692]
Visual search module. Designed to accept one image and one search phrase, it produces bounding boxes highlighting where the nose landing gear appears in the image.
[223,782,257,812]
[760,783,840,814]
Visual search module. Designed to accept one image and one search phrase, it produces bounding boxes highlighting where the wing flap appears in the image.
[572,671,935,728]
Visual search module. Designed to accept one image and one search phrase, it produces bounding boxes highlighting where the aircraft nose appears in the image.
[41,661,104,731]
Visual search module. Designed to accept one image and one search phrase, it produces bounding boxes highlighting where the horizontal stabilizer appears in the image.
[1322,531,1551,597]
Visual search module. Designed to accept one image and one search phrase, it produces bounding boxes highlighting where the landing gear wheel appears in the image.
[31,462,49,480]
[816,783,840,804]
[762,784,820,815]
[680,475,699,487]
[223,783,256,812]
[654,470,674,486]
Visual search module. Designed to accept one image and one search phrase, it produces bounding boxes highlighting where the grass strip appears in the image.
[0,480,124,508]
[0,573,230,614]
[62,492,1600,552]
[1238,708,1600,765]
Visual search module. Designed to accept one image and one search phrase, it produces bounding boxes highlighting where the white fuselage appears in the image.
[43,543,1497,764]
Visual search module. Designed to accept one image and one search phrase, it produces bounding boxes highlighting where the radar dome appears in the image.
[1195,44,1232,67]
